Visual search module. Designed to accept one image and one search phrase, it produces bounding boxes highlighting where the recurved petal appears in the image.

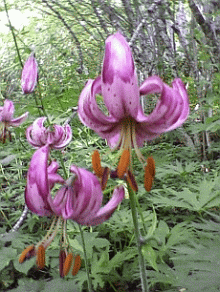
[135,76,189,142]
[25,145,52,216]
[52,124,72,149]
[69,166,103,222]
[26,117,47,148]
[78,77,118,134]
[102,32,140,119]
[0,99,15,122]
[87,185,125,226]
[10,112,29,127]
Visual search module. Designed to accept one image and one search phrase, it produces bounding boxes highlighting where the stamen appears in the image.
[36,244,45,269]
[147,156,155,177]
[101,167,110,190]
[37,216,61,250]
[92,150,103,178]
[117,149,130,178]
[144,166,153,192]
[59,250,66,278]
[19,245,35,263]
[126,170,138,192]
[63,253,73,276]
[131,123,146,163]
[72,254,81,276]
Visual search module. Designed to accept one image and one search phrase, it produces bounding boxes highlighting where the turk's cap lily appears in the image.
[78,32,189,149]
[25,145,124,225]
[21,53,38,94]
[26,117,72,149]
[0,99,28,127]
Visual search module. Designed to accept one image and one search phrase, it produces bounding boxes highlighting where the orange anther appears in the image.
[59,250,66,278]
[101,167,110,190]
[147,156,155,178]
[19,244,35,264]
[63,253,73,276]
[144,166,153,192]
[72,254,81,276]
[117,149,130,179]
[127,170,138,192]
[92,150,103,178]
[36,244,45,269]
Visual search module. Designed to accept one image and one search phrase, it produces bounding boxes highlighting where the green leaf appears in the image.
[142,244,158,271]
[0,247,17,271]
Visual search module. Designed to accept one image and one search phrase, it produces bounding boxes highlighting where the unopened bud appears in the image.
[21,53,38,94]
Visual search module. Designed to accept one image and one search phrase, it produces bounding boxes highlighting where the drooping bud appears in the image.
[63,253,73,276]
[21,53,38,94]
[117,149,130,179]
[19,244,35,263]
[72,254,81,276]
[92,150,103,178]
[36,244,45,269]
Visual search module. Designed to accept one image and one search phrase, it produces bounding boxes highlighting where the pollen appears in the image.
[147,156,155,178]
[117,149,130,179]
[92,150,103,178]
[63,253,73,276]
[19,244,35,263]
[72,254,81,276]
[144,166,153,192]
[36,244,45,269]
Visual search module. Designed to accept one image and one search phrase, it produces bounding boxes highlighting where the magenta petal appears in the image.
[10,112,29,127]
[51,124,72,149]
[0,99,14,121]
[102,32,140,119]
[88,186,125,226]
[26,117,47,148]
[25,145,52,216]
[134,76,189,142]
[21,53,38,94]
[69,166,103,222]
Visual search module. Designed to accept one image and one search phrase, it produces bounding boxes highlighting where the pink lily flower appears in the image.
[78,32,189,163]
[0,99,28,142]
[26,117,72,149]
[21,53,38,94]
[25,145,125,225]
[22,145,124,273]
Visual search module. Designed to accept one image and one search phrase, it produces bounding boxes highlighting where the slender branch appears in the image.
[42,0,83,73]
[3,0,23,68]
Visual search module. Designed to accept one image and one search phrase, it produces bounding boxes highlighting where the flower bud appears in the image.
[21,53,38,94]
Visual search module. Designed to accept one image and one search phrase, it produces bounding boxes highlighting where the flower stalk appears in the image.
[127,182,149,292]
[79,225,93,292]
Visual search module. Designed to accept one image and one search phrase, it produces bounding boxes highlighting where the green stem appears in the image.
[78,225,93,292]
[127,183,149,292]
[3,0,23,68]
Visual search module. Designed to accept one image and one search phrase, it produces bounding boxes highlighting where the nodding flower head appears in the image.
[78,32,189,190]
[20,145,124,275]
[26,117,72,149]
[21,53,38,94]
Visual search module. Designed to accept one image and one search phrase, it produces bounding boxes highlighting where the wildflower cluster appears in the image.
[1,32,189,285]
